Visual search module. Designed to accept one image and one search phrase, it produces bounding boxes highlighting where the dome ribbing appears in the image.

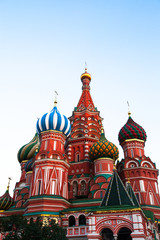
[89,131,119,161]
[118,116,147,145]
[36,106,71,137]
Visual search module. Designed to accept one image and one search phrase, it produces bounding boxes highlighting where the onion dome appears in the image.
[89,130,119,161]
[17,133,39,163]
[118,115,147,145]
[0,180,13,211]
[81,67,91,80]
[36,103,71,137]
[25,159,33,172]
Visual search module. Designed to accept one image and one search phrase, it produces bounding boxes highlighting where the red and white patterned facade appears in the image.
[0,69,160,240]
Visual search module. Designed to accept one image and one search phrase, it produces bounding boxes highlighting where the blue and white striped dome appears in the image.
[36,106,71,137]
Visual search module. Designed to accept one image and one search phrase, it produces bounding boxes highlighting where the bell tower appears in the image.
[66,68,103,199]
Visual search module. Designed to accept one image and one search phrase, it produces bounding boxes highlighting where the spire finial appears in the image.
[113,162,116,170]
[54,91,58,106]
[7,177,11,191]
[127,101,131,116]
[85,61,87,72]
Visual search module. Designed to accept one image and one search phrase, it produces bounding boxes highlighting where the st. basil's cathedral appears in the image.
[0,69,160,240]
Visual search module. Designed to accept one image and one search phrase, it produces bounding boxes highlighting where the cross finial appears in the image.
[85,62,87,72]
[7,177,11,191]
[127,101,131,116]
[54,91,58,106]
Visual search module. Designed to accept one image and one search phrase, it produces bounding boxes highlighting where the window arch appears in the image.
[73,181,78,196]
[69,215,76,227]
[80,180,86,195]
[79,215,86,226]
[40,154,46,159]
[149,192,154,205]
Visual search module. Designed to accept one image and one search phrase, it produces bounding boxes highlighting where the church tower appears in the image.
[66,68,103,199]
[117,111,160,219]
[26,100,71,215]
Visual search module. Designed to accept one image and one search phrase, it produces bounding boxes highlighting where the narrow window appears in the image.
[38,180,41,195]
[54,141,56,150]
[73,181,78,196]
[108,163,110,171]
[77,153,80,162]
[131,149,134,158]
[149,192,154,205]
[80,181,86,195]
[52,180,56,195]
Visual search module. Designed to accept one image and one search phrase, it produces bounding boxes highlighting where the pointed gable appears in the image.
[101,170,134,207]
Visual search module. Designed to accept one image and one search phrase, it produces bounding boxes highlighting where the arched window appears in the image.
[37,180,41,195]
[101,228,113,239]
[118,227,132,239]
[80,180,86,195]
[40,154,46,159]
[69,216,76,227]
[77,153,80,162]
[73,181,78,196]
[149,192,154,205]
[79,215,86,226]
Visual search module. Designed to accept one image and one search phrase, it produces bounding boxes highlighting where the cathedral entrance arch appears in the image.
[117,227,132,240]
[101,228,114,240]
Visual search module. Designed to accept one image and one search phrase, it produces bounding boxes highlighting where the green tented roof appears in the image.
[126,182,140,207]
[101,170,134,207]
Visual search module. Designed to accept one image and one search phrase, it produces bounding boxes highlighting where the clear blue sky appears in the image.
[0,0,160,195]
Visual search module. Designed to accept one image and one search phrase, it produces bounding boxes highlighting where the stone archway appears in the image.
[101,228,114,240]
[117,227,132,240]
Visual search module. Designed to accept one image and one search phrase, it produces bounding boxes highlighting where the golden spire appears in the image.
[7,177,11,191]
[54,91,58,106]
[127,101,131,116]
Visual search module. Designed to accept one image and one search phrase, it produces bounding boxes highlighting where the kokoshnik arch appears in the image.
[0,68,160,240]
